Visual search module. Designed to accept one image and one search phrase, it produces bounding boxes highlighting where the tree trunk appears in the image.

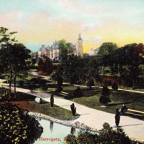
[9,70,12,99]
[14,74,16,98]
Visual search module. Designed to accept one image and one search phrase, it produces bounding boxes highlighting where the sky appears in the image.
[1,0,144,53]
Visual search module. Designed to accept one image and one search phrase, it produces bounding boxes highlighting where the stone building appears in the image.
[37,34,83,60]
[76,34,83,57]
[89,48,99,56]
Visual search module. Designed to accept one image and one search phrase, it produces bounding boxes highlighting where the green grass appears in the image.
[2,72,38,82]
[53,84,144,116]
[53,63,60,66]
[28,100,79,120]
[0,90,79,120]
[28,69,38,72]
[73,89,144,114]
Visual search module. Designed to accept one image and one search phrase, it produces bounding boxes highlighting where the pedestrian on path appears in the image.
[121,104,128,114]
[115,108,120,127]
[50,94,54,107]
[70,103,76,116]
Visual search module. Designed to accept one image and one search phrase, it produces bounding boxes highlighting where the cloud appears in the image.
[90,37,102,43]
[82,37,89,42]
[1,0,144,53]
[17,11,85,44]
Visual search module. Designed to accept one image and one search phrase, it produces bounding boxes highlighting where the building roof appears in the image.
[45,45,51,51]
[39,45,45,51]
[51,41,58,50]
[78,34,82,41]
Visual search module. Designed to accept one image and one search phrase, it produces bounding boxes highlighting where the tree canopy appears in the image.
[0,27,31,98]
[98,42,118,56]
[58,39,73,61]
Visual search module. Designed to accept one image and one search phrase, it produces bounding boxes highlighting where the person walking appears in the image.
[115,108,120,127]
[70,103,76,116]
[50,94,54,107]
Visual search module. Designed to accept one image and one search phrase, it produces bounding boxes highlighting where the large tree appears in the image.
[98,42,118,56]
[58,39,73,62]
[9,43,31,97]
[0,27,17,98]
[0,27,31,98]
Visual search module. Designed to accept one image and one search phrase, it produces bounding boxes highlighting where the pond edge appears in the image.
[28,112,144,144]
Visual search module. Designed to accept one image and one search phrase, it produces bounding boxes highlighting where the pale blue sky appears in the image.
[1,0,144,53]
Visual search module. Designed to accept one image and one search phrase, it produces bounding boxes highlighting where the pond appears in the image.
[32,116,142,144]
[33,117,97,144]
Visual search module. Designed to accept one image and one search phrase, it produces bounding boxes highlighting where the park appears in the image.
[0,27,144,144]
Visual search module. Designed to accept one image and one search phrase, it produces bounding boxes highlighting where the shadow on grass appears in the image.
[11,92,36,101]
[41,101,49,104]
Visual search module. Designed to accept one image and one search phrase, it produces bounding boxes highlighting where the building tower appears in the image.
[76,34,83,57]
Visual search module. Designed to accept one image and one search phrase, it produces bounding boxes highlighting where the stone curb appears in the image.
[28,112,144,143]
[28,112,98,132]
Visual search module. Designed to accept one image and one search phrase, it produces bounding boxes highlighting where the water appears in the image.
[33,117,93,144]
[33,117,142,144]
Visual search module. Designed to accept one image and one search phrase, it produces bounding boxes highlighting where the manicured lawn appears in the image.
[33,83,144,115]
[56,85,144,115]
[28,101,79,120]
[2,73,37,81]
[0,91,79,120]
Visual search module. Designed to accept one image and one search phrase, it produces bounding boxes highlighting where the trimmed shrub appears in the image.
[101,86,110,96]
[19,80,24,87]
[41,84,48,90]
[30,78,39,84]
[112,82,118,90]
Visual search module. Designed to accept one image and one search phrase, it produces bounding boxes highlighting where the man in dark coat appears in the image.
[115,108,120,127]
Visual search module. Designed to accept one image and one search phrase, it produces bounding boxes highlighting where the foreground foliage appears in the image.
[0,102,43,144]
[65,123,131,144]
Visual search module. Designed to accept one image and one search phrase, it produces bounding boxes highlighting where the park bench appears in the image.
[125,109,144,118]
[60,91,69,97]
[61,91,68,96]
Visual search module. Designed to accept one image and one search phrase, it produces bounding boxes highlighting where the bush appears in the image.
[86,78,94,89]
[104,70,110,73]
[0,103,43,143]
[65,122,131,144]
[99,96,111,104]
[112,82,118,90]
[101,86,110,96]
[39,79,46,85]
[65,134,77,144]
[41,84,48,90]
[39,79,47,90]
[73,87,83,97]
[19,80,24,87]
[30,78,39,84]
[124,79,133,87]
[104,80,112,86]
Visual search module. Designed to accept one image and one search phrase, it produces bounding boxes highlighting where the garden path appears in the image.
[0,79,144,142]
[1,84,144,142]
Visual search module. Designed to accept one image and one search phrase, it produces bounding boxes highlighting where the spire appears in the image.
[78,33,82,41]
